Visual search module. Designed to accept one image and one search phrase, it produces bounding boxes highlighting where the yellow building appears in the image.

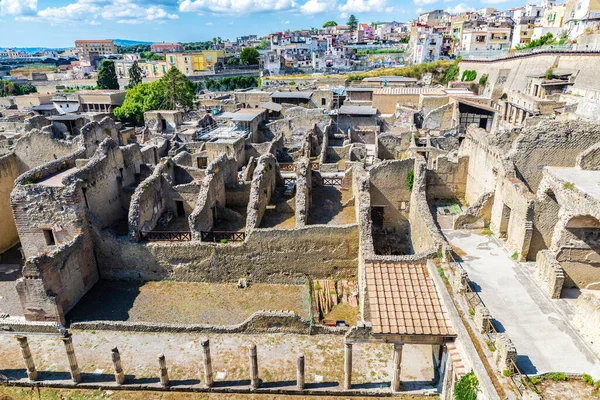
[114,60,168,79]
[166,50,225,75]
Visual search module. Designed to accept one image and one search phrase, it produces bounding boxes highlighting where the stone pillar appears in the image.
[16,336,37,381]
[201,339,213,388]
[474,305,492,334]
[111,347,125,385]
[493,334,517,373]
[297,355,305,390]
[344,343,352,390]
[391,343,403,392]
[61,334,81,383]
[158,354,169,387]
[248,344,259,389]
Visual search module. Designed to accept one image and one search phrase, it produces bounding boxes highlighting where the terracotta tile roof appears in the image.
[366,261,455,337]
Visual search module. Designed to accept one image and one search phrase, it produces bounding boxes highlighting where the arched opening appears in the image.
[557,215,600,291]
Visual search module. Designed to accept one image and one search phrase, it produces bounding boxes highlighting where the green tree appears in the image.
[240,47,260,65]
[96,60,119,90]
[128,60,143,88]
[255,38,269,50]
[454,371,479,400]
[113,81,159,125]
[347,15,358,33]
[227,57,240,66]
[157,67,194,110]
[323,20,338,28]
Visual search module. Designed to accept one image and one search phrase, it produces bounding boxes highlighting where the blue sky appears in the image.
[0,0,519,48]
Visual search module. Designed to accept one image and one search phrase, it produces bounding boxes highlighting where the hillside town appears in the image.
[2,1,600,400]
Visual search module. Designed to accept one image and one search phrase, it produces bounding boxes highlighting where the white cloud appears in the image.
[205,21,213,25]
[19,0,177,24]
[179,0,296,14]
[413,0,437,5]
[281,19,290,23]
[0,0,37,15]
[446,2,473,13]
[300,0,334,14]
[415,7,423,13]
[480,0,510,4]
[338,0,389,13]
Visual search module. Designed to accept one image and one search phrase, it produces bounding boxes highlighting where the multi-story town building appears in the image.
[165,50,225,75]
[532,3,566,40]
[150,42,183,53]
[74,40,117,58]
[460,26,512,52]
[0,48,28,58]
[418,10,450,27]
[512,16,538,48]
[564,0,600,38]
[114,60,168,79]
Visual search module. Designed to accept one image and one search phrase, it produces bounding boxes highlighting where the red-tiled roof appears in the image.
[366,261,455,336]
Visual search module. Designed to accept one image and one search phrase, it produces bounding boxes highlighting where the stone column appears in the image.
[248,344,259,389]
[201,339,213,388]
[16,336,37,381]
[61,334,81,383]
[344,343,352,390]
[111,347,125,385]
[391,343,403,392]
[297,355,305,390]
[158,354,169,387]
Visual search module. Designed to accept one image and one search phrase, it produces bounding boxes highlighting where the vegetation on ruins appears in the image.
[96,60,119,90]
[201,76,258,91]
[454,371,480,400]
[461,70,477,82]
[406,169,414,191]
[478,73,488,87]
[515,32,568,50]
[128,61,143,88]
[347,59,455,84]
[114,67,194,125]
[0,80,37,97]
[255,38,269,50]
[563,182,575,190]
[545,67,555,80]
[323,20,338,28]
[240,47,260,66]
[356,49,405,55]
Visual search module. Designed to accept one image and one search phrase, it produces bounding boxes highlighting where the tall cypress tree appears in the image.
[97,59,119,90]
[128,60,143,88]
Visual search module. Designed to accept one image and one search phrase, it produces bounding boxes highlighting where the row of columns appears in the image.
[344,342,404,392]
[503,103,533,126]
[14,336,307,390]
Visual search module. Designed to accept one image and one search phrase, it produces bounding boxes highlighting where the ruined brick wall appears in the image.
[377,132,411,160]
[422,102,454,131]
[572,292,600,356]
[295,157,312,227]
[93,224,359,283]
[426,155,468,200]
[460,126,501,204]
[246,154,278,231]
[0,153,19,252]
[13,130,79,174]
[508,120,600,192]
[128,161,172,241]
[576,142,600,171]
[16,232,98,324]
[409,158,446,253]
[369,159,413,230]
[189,154,238,239]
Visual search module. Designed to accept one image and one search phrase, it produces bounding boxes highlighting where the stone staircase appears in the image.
[446,342,467,379]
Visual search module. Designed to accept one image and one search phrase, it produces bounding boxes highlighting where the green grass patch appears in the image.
[511,252,519,260]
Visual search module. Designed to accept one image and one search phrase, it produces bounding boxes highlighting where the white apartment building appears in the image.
[461,26,512,51]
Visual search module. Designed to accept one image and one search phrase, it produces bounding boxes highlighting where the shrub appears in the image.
[503,369,514,377]
[545,68,555,80]
[563,182,575,190]
[220,238,228,244]
[511,252,519,260]
[478,73,488,87]
[583,373,594,385]
[406,169,414,191]
[547,372,568,382]
[455,371,479,400]
[461,70,477,82]
[530,376,540,385]
[438,267,449,284]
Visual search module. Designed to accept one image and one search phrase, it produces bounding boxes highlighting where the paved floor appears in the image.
[444,229,600,377]
[0,330,436,394]
[0,245,23,317]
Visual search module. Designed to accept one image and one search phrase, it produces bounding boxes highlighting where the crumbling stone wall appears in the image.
[377,132,411,160]
[460,126,500,205]
[295,157,312,227]
[454,191,494,229]
[576,142,600,170]
[189,154,238,239]
[423,102,454,130]
[13,130,79,174]
[0,153,19,253]
[93,223,359,283]
[535,250,565,298]
[16,232,98,325]
[426,154,468,200]
[246,154,278,232]
[572,291,600,356]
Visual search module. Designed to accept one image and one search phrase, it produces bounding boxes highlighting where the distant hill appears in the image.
[113,39,153,47]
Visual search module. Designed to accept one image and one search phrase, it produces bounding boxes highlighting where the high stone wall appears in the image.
[246,154,278,231]
[0,154,19,253]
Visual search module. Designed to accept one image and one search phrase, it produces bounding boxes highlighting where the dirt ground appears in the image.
[538,379,599,400]
[67,281,310,325]
[0,245,24,317]
[307,186,355,226]
[0,386,436,400]
[0,330,435,391]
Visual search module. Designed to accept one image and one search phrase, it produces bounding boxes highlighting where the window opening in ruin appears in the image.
[479,117,488,129]
[161,118,167,131]
[43,229,56,246]
[321,98,327,106]
[176,201,185,218]
[371,207,385,231]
